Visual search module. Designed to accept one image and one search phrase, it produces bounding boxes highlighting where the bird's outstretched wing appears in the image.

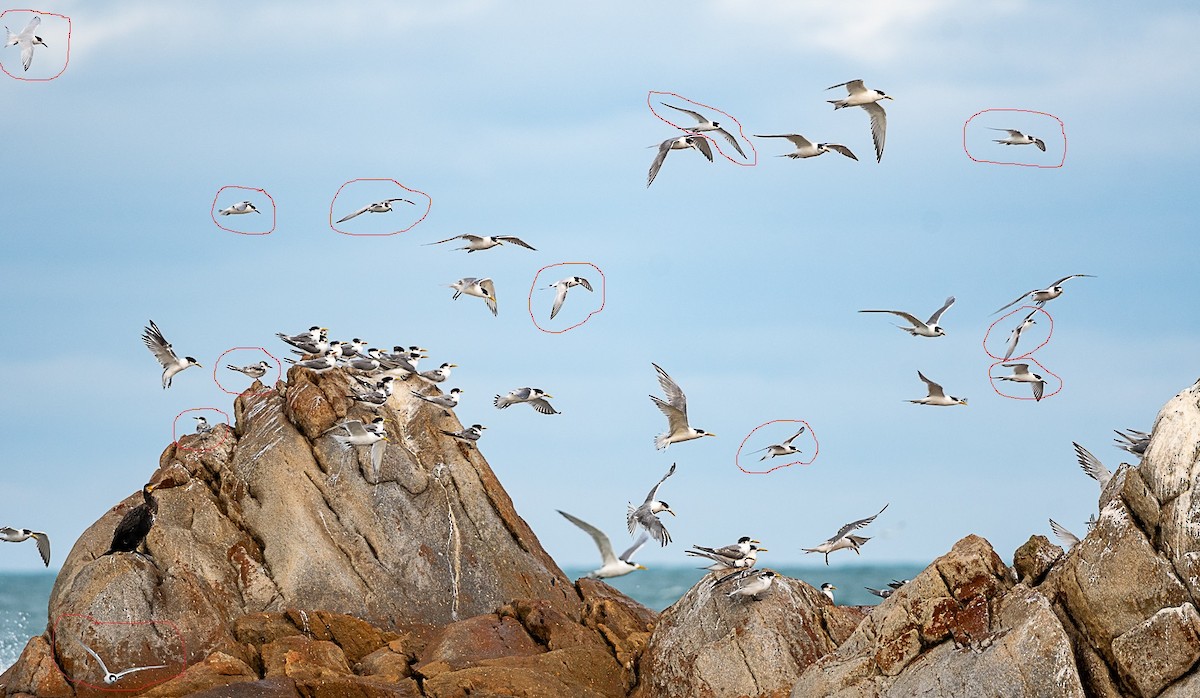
[782,427,806,446]
[559,510,617,566]
[479,278,498,316]
[1050,518,1080,549]
[926,296,956,325]
[825,144,858,160]
[550,283,569,320]
[651,363,688,417]
[1073,442,1111,487]
[916,371,945,399]
[825,504,888,545]
[619,532,650,563]
[335,203,373,224]
[859,309,923,328]
[643,463,676,504]
[142,320,179,369]
[863,102,887,162]
[496,235,536,250]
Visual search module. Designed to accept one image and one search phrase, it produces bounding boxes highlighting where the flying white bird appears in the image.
[4,16,47,72]
[494,387,559,414]
[990,128,1046,152]
[424,234,536,252]
[649,363,715,449]
[80,642,167,685]
[449,277,498,316]
[859,296,955,338]
[993,275,1095,314]
[1001,309,1039,361]
[660,102,747,158]
[997,363,1047,401]
[1049,518,1081,550]
[803,504,888,565]
[908,371,967,406]
[335,198,415,224]
[753,134,857,161]
[558,510,648,579]
[827,79,892,162]
[1073,442,1111,489]
[326,419,388,482]
[548,276,593,320]
[142,320,201,389]
[749,426,806,461]
[0,527,50,566]
[647,134,713,187]
[218,201,260,216]
[627,463,676,546]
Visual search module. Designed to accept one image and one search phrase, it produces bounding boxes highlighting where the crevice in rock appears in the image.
[302,470,373,593]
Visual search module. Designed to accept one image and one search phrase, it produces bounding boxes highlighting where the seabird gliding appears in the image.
[649,362,715,449]
[558,510,648,579]
[802,504,888,565]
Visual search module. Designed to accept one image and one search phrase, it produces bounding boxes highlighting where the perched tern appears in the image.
[193,416,212,434]
[335,198,415,224]
[1073,442,1111,489]
[821,583,837,603]
[859,296,955,337]
[753,134,857,161]
[1001,309,1038,361]
[866,586,895,599]
[327,419,388,482]
[142,320,201,389]
[284,350,337,373]
[649,363,715,450]
[338,339,368,360]
[908,371,967,406]
[80,642,167,685]
[826,79,892,162]
[803,504,888,565]
[0,527,50,566]
[1114,428,1150,457]
[889,579,910,589]
[494,387,559,414]
[626,463,676,547]
[997,363,1046,401]
[441,424,486,443]
[449,277,498,316]
[660,102,746,158]
[548,276,594,320]
[4,16,46,72]
[993,275,1095,314]
[990,128,1046,152]
[558,510,648,579]
[410,387,463,415]
[1049,518,1080,550]
[418,362,457,384]
[715,569,777,600]
[749,426,806,461]
[226,361,272,379]
[425,234,536,252]
[218,201,260,216]
[348,377,396,410]
[278,327,326,345]
[691,544,764,572]
[647,134,713,188]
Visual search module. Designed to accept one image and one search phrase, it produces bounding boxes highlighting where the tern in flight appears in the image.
[993,275,1095,314]
[1,527,50,566]
[827,79,892,162]
[218,201,260,216]
[1000,309,1039,361]
[660,102,747,158]
[859,296,955,338]
[803,504,888,565]
[558,510,648,579]
[649,363,715,449]
[997,363,1047,401]
[753,134,857,161]
[80,642,167,685]
[494,387,559,414]
[5,15,47,72]
[990,128,1046,151]
[449,277,497,316]
[424,234,536,252]
[142,320,201,389]
[908,371,967,406]
[626,463,676,546]
[548,276,593,320]
[335,198,415,224]
[749,426,806,461]
[647,134,713,187]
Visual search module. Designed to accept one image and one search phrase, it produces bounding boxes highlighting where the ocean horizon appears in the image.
[1,563,925,672]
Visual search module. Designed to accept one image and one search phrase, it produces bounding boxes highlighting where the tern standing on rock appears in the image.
[827,79,892,162]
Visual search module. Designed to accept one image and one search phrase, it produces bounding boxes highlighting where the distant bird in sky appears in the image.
[821,582,837,603]
[1001,309,1039,361]
[649,363,715,449]
[142,320,201,389]
[803,504,888,565]
[859,296,955,338]
[1073,441,1111,489]
[450,277,498,316]
[4,15,46,72]
[627,462,676,547]
[548,276,593,320]
[827,79,892,162]
[226,361,272,379]
[753,133,857,161]
[908,371,967,406]
[1050,518,1081,550]
[193,416,212,434]
[335,198,415,224]
[558,510,648,579]
[411,387,462,416]
[993,274,1095,314]
[441,424,486,443]
[218,201,260,215]
[494,387,559,414]
[79,642,167,685]
[647,134,713,187]
[715,568,778,600]
[749,426,806,461]
[425,234,536,252]
[997,363,1047,401]
[104,483,158,557]
[990,128,1046,151]
[1,527,50,566]
[660,102,747,158]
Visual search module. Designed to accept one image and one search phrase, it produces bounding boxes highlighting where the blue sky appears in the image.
[1,1,1198,573]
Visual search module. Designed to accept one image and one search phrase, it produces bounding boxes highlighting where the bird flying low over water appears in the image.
[335,198,415,224]
[450,277,498,316]
[908,371,967,406]
[827,79,892,162]
[859,296,955,337]
[803,504,888,565]
[142,320,201,389]
[660,102,747,158]
[79,642,167,685]
[218,201,260,215]
[1,527,50,566]
[997,363,1047,401]
[749,427,806,461]
[993,275,1095,314]
[1001,309,1039,361]
[627,463,676,546]
[424,234,536,252]
[649,363,715,450]
[226,361,272,379]
[494,387,559,414]
[548,276,593,320]
[4,16,46,72]
[558,510,648,579]
[647,134,713,187]
[753,134,857,161]
[990,128,1046,151]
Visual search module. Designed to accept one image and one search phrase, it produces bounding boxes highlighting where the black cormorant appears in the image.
[104,483,158,556]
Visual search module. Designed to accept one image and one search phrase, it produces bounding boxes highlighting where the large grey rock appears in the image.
[1111,603,1200,697]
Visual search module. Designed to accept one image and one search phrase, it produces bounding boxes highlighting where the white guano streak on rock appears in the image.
[434,463,462,621]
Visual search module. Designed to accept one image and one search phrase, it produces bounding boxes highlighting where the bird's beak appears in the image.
[636,564,648,570]
[751,539,762,544]
[146,484,157,493]
[885,95,895,101]
[320,328,329,332]
[666,509,676,517]
[449,364,459,368]
[757,547,769,552]
[959,399,969,406]
[545,394,554,399]
[705,432,717,438]
[830,585,838,590]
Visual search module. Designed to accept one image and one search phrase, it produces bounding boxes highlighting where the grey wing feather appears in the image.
[692,135,715,162]
[660,102,706,123]
[577,277,594,292]
[424,235,467,245]
[926,296,955,325]
[1049,518,1080,548]
[1073,442,1111,487]
[651,363,688,416]
[862,102,887,162]
[527,398,560,415]
[782,428,806,446]
[827,504,888,544]
[550,284,568,320]
[826,144,858,160]
[647,139,673,187]
[619,532,650,562]
[559,510,618,566]
[496,236,536,250]
[993,290,1034,315]
[142,321,179,368]
[32,532,49,566]
[860,309,923,327]
[643,463,676,504]
[336,204,371,223]
[715,127,747,158]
